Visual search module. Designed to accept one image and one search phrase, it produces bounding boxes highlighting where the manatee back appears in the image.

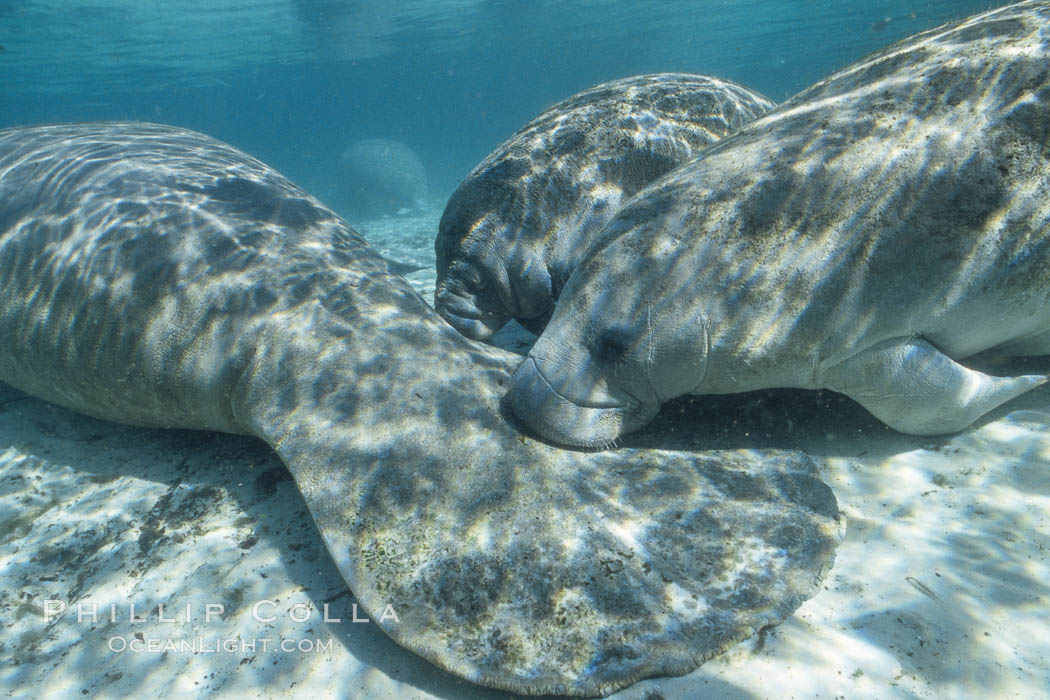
[434,73,774,337]
[0,122,382,432]
[442,73,775,242]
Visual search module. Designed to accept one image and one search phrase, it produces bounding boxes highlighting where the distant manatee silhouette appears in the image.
[340,137,428,218]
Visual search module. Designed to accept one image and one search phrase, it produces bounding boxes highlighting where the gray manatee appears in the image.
[340,137,428,217]
[510,1,1050,449]
[434,73,775,340]
[0,122,841,696]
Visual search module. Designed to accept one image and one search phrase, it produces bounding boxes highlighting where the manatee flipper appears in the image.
[823,337,1048,435]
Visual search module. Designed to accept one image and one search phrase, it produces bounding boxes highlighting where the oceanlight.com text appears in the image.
[107,636,335,654]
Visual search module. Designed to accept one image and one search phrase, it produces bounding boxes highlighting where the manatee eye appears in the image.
[591,325,634,364]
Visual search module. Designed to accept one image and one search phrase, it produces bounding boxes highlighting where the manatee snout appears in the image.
[434,249,554,341]
[433,285,509,341]
[509,355,659,448]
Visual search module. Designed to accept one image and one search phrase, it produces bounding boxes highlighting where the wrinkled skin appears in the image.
[511,1,1050,448]
[434,73,774,340]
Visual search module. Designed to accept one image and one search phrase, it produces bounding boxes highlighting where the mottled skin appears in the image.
[511,1,1050,449]
[434,73,774,340]
[0,123,841,696]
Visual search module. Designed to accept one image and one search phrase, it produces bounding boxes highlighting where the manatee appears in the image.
[340,137,428,217]
[0,122,842,696]
[434,73,775,340]
[509,1,1050,449]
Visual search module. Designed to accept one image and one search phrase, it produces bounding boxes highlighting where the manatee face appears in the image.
[509,239,709,448]
[432,255,514,341]
[433,156,556,339]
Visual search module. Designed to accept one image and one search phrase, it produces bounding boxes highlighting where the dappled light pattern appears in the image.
[0,122,841,696]
[512,1,1050,448]
[434,73,774,341]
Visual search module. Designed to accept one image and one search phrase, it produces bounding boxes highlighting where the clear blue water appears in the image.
[0,0,995,207]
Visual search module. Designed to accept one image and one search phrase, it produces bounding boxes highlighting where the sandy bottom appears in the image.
[1,208,1048,699]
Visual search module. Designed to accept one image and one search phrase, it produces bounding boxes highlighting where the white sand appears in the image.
[1,210,1047,699]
